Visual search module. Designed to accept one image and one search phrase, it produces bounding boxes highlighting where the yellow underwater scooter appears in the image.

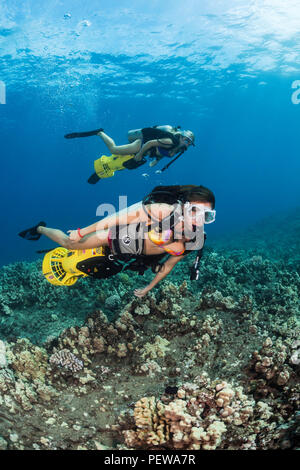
[87,152,147,183]
[41,244,168,286]
[42,246,123,286]
[93,154,136,179]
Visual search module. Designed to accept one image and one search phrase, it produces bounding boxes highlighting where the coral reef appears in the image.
[0,211,299,450]
[122,377,255,450]
[0,272,298,449]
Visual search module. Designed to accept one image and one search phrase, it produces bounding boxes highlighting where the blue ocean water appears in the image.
[1,0,300,267]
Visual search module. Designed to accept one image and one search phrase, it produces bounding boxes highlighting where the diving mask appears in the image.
[180,130,195,147]
[184,202,216,225]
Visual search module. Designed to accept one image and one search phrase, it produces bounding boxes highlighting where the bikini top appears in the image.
[144,202,205,256]
[156,146,172,157]
[147,228,185,256]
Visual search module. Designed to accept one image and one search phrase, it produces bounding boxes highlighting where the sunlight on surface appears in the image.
[1,0,300,90]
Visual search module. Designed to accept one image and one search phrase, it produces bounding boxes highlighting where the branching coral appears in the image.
[248,337,297,395]
[122,376,258,450]
[141,336,170,360]
[0,340,57,412]
[49,350,84,372]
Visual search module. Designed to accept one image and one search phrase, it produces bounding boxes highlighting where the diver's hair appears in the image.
[154,184,215,209]
[180,185,215,208]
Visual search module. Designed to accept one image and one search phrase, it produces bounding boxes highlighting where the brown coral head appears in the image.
[49,349,83,373]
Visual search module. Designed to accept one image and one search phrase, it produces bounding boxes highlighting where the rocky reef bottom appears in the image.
[0,244,299,450]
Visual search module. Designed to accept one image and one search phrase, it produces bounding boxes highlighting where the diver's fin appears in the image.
[87,172,101,184]
[64,128,104,139]
[18,221,46,241]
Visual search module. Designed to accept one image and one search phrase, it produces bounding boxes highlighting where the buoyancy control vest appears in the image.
[128,125,180,143]
[128,126,181,158]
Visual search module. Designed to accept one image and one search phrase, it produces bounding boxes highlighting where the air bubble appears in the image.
[79,20,91,27]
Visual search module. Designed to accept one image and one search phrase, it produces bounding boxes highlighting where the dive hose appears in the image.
[160,150,185,172]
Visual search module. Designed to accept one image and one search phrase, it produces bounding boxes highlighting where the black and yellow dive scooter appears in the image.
[41,246,168,287]
[42,246,123,286]
[41,243,204,287]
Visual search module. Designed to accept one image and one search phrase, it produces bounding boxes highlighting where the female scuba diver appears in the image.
[18,185,215,297]
[64,125,195,183]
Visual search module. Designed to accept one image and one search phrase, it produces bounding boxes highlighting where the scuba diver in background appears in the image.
[19,185,215,297]
[64,125,195,183]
